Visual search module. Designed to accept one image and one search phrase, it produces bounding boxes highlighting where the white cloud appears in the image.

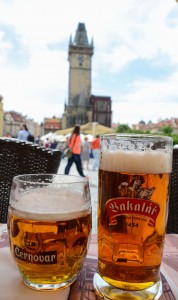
[113,100,178,126]
[0,31,13,63]
[112,70,178,125]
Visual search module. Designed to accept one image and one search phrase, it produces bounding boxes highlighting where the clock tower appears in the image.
[63,23,94,128]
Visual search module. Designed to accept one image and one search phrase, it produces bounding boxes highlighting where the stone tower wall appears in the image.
[68,52,92,105]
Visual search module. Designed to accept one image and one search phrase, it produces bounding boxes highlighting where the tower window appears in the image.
[78,55,84,66]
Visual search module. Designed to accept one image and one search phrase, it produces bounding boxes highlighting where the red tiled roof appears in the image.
[44,117,61,130]
[44,123,61,129]
[5,111,25,122]
[132,118,178,131]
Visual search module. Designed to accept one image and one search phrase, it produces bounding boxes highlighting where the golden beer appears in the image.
[8,174,92,290]
[94,134,173,299]
[8,208,91,286]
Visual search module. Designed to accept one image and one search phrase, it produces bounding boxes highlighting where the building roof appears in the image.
[44,117,61,130]
[4,111,25,122]
[74,23,89,46]
[69,22,93,49]
[132,118,178,131]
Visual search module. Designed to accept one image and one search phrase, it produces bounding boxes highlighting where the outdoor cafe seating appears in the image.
[0,138,62,223]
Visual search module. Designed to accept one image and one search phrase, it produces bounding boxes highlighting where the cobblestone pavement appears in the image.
[58,157,98,234]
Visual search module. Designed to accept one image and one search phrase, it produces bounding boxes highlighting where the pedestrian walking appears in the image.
[64,124,85,177]
[81,136,90,170]
[44,138,50,149]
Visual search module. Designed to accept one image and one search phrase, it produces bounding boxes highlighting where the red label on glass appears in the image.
[106,198,160,227]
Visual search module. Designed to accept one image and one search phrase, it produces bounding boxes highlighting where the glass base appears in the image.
[21,273,76,291]
[93,272,162,300]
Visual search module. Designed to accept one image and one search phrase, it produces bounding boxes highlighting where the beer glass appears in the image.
[93,134,173,299]
[8,174,92,290]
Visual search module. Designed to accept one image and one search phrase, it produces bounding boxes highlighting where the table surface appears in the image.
[0,224,177,300]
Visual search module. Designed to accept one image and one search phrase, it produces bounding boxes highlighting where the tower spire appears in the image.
[73,23,89,46]
[69,34,72,46]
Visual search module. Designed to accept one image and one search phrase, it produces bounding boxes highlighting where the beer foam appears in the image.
[100,149,172,174]
[11,188,91,221]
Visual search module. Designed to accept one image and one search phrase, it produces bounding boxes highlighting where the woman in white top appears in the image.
[81,136,90,170]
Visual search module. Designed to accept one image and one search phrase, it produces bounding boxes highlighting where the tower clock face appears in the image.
[78,55,84,66]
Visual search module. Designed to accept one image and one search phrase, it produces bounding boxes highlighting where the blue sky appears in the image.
[0,0,178,126]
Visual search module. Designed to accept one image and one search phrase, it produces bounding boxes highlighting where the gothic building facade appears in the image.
[62,23,112,129]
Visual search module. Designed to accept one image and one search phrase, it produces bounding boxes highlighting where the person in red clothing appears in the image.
[64,124,85,177]
[91,135,100,171]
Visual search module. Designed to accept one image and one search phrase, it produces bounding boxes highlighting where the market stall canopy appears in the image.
[40,132,65,143]
[40,132,54,142]
[55,122,114,136]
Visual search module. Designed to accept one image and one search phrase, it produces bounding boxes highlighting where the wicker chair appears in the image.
[0,138,62,223]
[167,148,178,233]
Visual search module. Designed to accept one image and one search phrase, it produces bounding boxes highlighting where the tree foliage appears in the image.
[115,124,178,145]
[160,126,173,135]
[116,124,150,134]
[116,124,130,133]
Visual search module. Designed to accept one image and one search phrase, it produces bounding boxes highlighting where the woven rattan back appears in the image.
[167,148,178,233]
[0,138,62,223]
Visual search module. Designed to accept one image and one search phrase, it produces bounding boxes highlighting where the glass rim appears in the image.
[12,173,88,185]
[100,133,173,141]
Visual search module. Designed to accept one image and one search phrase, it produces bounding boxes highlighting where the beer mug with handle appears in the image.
[8,174,92,290]
[93,134,173,300]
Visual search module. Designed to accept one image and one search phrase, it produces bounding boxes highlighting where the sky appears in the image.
[0,0,178,127]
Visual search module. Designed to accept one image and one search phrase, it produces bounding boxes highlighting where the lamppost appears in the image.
[92,122,98,137]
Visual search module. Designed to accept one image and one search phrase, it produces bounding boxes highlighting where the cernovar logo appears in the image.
[14,245,57,264]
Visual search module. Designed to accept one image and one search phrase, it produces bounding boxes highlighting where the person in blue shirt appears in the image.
[17,124,29,141]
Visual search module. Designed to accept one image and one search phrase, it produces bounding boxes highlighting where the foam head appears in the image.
[10,187,91,221]
[100,149,172,174]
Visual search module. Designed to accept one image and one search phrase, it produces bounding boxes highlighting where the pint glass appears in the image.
[93,134,173,299]
[8,174,92,290]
